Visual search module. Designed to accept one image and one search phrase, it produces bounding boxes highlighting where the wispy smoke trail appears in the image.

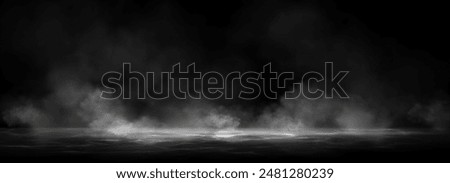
[4,73,448,133]
[409,100,450,129]
[256,93,391,130]
[1,1,449,133]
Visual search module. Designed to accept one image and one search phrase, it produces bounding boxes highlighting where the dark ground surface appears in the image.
[1,128,450,163]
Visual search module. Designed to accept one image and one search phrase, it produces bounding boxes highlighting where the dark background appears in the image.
[1,0,449,128]
[0,0,450,163]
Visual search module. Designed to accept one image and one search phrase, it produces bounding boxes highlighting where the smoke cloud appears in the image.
[1,0,449,133]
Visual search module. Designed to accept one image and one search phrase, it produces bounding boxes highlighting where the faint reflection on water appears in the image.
[96,128,423,143]
[0,128,448,162]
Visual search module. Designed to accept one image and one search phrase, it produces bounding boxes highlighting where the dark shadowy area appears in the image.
[1,0,449,115]
[0,0,449,162]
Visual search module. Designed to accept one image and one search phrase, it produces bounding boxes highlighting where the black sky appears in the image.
[0,0,449,128]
